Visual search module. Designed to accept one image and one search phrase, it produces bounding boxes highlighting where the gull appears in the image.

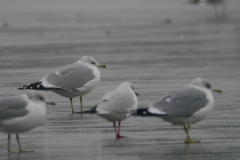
[189,0,226,18]
[81,82,138,138]
[135,78,222,143]
[0,92,55,153]
[18,56,106,113]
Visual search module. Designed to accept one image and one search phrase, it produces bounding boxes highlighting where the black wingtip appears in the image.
[18,82,43,90]
[77,106,97,114]
[18,82,64,91]
[133,108,167,117]
[132,108,150,116]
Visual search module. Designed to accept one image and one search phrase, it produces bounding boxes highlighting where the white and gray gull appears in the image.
[0,92,55,153]
[135,78,222,143]
[81,82,139,138]
[18,56,106,113]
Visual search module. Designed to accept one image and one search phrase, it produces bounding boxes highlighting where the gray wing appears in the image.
[149,87,209,117]
[0,96,29,122]
[44,63,95,90]
[96,90,136,114]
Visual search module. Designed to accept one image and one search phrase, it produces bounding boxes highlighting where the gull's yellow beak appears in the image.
[213,89,222,93]
[98,64,106,68]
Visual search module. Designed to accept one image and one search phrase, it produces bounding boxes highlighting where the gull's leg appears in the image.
[221,1,226,18]
[70,98,77,113]
[184,124,191,143]
[16,133,33,153]
[7,133,15,153]
[8,133,11,152]
[184,124,200,144]
[80,96,83,112]
[113,122,118,138]
[116,121,127,139]
[7,133,21,153]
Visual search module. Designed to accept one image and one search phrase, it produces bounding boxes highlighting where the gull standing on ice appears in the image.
[189,0,226,18]
[18,56,106,113]
[87,82,139,138]
[135,78,222,143]
[0,92,55,153]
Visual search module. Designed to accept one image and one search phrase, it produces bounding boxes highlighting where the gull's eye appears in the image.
[91,62,96,65]
[205,83,212,89]
[39,96,44,101]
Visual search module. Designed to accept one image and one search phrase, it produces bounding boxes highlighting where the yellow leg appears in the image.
[7,133,19,153]
[183,124,200,144]
[70,98,77,113]
[8,133,33,153]
[7,133,15,153]
[16,133,33,153]
[80,96,83,112]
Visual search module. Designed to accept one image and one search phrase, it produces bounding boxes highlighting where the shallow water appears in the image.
[0,0,240,160]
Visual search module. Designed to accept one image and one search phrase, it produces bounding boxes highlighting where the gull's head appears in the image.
[118,82,139,97]
[190,77,222,93]
[27,92,55,105]
[79,56,106,68]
